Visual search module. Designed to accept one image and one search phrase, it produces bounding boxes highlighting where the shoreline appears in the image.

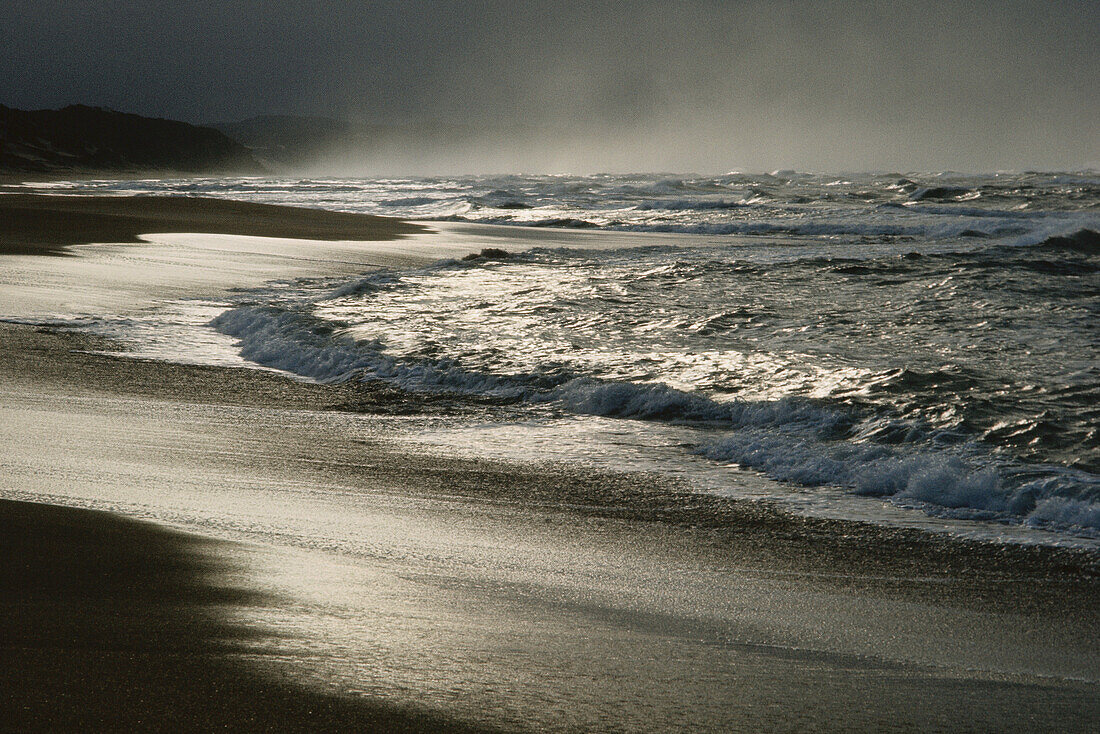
[4,322,1098,602]
[2,193,1098,731]
[0,192,425,255]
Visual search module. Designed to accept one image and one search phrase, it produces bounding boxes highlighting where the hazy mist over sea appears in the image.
[3,1,1098,174]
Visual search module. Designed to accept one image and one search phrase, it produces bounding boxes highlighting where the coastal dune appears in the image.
[1,195,1098,732]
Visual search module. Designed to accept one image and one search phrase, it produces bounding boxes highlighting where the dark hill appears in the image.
[0,105,265,175]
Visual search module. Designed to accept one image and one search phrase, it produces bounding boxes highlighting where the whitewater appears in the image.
[34,171,1100,545]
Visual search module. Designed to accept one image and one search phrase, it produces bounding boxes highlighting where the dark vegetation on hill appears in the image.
[0,105,265,175]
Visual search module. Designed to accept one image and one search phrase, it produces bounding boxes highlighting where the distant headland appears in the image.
[0,105,266,177]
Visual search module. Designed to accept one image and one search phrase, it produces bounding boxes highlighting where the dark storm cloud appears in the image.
[2,1,1097,172]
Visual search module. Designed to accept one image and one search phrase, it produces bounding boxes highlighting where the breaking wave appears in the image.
[210,290,1100,536]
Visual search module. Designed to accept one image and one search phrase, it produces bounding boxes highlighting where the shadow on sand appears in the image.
[0,499,491,732]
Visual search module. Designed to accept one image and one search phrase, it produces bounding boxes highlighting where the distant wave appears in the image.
[431,211,1099,250]
[611,218,1099,246]
[907,186,978,202]
[633,198,752,211]
[1034,228,1100,254]
[378,196,443,207]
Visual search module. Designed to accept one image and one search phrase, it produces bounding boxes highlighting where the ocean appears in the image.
[34,171,1100,546]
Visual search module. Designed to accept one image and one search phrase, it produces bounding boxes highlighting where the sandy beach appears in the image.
[2,194,1098,732]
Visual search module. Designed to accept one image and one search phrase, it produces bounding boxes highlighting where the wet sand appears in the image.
[1,196,1098,731]
[0,193,424,255]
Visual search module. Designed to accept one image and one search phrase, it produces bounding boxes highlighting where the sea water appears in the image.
[34,171,1100,545]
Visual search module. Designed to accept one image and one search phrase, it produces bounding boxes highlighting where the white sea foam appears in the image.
[700,431,1100,534]
[210,306,520,395]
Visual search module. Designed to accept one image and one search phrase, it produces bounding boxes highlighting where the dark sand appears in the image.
[0,193,424,255]
[1,197,1098,731]
[0,498,496,733]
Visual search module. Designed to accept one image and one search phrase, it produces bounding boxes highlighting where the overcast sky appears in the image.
[2,1,1097,172]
